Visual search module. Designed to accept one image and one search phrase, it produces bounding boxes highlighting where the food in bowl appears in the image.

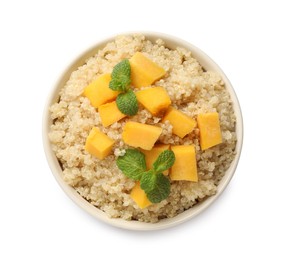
[48,34,236,223]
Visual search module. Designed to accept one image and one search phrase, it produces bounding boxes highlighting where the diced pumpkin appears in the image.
[170,145,198,182]
[141,144,170,175]
[130,52,166,88]
[83,74,119,108]
[98,101,126,127]
[197,112,222,150]
[85,127,115,159]
[136,87,171,116]
[162,107,197,138]
[122,122,162,150]
[130,182,151,209]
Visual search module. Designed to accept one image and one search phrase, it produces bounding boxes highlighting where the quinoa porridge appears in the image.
[48,34,236,223]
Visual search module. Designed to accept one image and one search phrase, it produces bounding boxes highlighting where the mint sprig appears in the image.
[109,59,138,116]
[116,148,175,204]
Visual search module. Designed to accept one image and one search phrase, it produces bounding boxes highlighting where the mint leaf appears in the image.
[116,90,138,116]
[153,150,175,174]
[116,149,146,180]
[140,170,156,193]
[142,173,171,203]
[109,59,131,92]
[111,59,131,80]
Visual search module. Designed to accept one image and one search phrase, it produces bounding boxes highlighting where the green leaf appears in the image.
[141,173,171,204]
[111,59,131,80]
[116,90,138,116]
[116,149,146,180]
[140,170,156,193]
[109,59,131,92]
[153,150,175,174]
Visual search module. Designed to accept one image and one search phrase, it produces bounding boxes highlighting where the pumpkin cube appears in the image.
[122,122,162,150]
[197,112,222,150]
[83,74,119,108]
[136,87,171,116]
[130,182,151,209]
[98,101,126,127]
[85,127,115,159]
[162,107,197,138]
[141,144,170,175]
[170,145,198,182]
[130,52,166,88]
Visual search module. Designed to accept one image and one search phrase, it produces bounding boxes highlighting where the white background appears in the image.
[0,0,286,259]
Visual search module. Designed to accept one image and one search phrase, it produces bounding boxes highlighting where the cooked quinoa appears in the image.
[49,34,236,223]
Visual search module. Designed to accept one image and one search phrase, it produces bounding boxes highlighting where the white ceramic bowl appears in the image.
[42,32,243,231]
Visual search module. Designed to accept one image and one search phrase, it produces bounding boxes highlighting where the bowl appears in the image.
[42,32,243,231]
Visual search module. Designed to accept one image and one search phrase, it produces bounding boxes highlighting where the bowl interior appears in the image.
[43,32,243,231]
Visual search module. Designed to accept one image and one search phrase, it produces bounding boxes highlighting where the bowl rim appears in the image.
[42,31,243,231]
